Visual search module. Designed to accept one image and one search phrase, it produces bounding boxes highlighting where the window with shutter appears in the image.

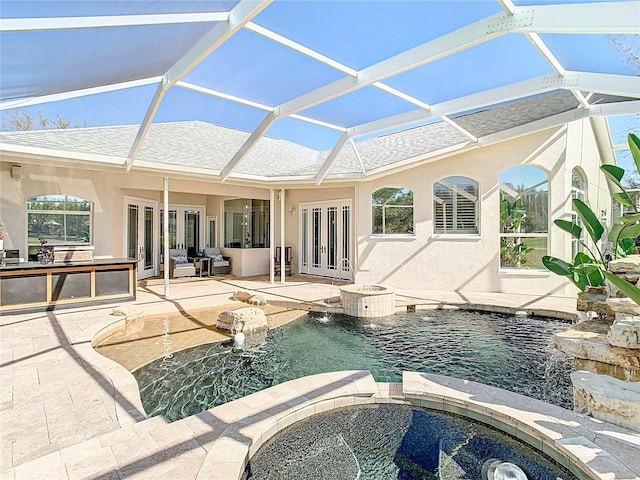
[433,177,478,234]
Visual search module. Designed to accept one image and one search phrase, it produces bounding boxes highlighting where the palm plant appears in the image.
[543,133,640,305]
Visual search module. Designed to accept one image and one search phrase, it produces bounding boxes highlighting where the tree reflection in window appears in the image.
[372,187,414,235]
[499,167,548,269]
[26,194,92,246]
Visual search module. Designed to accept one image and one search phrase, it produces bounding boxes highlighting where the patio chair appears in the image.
[203,247,231,275]
[274,246,292,276]
[169,248,196,278]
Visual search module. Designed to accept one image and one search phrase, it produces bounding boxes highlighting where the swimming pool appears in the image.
[132,309,573,421]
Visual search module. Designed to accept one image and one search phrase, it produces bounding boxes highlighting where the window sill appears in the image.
[369,234,415,240]
[431,234,481,241]
[498,269,551,277]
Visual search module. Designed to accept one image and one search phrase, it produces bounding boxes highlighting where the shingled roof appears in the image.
[0,90,619,181]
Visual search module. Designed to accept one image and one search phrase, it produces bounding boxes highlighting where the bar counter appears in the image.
[0,258,137,313]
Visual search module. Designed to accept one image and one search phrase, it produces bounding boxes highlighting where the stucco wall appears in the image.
[0,161,272,263]
[0,118,612,295]
[350,120,610,296]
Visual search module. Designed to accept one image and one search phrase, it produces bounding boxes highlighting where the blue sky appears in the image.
[1,0,638,179]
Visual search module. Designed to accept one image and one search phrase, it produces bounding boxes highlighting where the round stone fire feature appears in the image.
[339,284,396,318]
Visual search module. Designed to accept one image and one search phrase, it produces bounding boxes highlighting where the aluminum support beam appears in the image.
[316,131,351,185]
[0,76,162,111]
[125,0,271,171]
[351,71,640,138]
[0,12,228,32]
[511,2,639,34]
[277,12,507,118]
[220,111,278,181]
[350,139,367,176]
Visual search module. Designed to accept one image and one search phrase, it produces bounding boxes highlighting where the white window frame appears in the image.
[371,187,414,236]
[26,194,93,247]
[433,176,479,235]
[499,168,549,271]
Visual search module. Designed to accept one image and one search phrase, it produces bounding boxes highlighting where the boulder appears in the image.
[217,307,268,334]
[608,255,640,274]
[232,290,267,306]
[247,295,267,306]
[577,290,612,322]
[606,298,640,316]
[571,370,640,432]
[232,291,252,302]
[607,313,640,350]
[554,325,640,372]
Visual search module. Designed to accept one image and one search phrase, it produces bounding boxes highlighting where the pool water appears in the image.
[245,404,577,480]
[133,310,574,422]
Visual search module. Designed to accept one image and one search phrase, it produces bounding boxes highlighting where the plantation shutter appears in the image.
[434,177,478,234]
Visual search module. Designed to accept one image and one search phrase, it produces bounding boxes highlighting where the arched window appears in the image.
[499,166,548,269]
[27,195,92,247]
[434,176,478,234]
[372,187,414,235]
[571,168,587,258]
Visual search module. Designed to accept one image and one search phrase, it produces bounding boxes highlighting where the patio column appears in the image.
[269,188,275,284]
[163,177,169,298]
[280,188,285,284]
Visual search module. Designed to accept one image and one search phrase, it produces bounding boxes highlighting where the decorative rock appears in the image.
[607,255,640,274]
[247,295,267,306]
[571,370,640,432]
[232,290,267,305]
[217,307,268,334]
[607,313,640,349]
[577,290,613,322]
[232,291,252,302]
[606,298,640,316]
[574,358,639,382]
[111,307,144,321]
[554,324,640,373]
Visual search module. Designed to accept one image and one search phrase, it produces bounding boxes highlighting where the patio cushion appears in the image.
[203,247,221,257]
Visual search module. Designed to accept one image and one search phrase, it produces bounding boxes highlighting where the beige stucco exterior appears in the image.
[0,118,613,296]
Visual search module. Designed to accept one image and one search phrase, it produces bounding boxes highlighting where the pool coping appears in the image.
[189,371,639,480]
[9,369,638,479]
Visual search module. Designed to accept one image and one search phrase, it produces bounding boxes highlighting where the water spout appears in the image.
[234,332,246,349]
[482,459,528,480]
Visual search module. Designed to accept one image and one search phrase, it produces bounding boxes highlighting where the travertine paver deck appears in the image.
[4,275,631,480]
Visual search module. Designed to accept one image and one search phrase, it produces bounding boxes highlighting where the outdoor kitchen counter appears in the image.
[0,258,137,313]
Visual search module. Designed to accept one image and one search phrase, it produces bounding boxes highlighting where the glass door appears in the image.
[300,200,351,279]
[207,215,217,248]
[160,205,204,256]
[125,197,157,280]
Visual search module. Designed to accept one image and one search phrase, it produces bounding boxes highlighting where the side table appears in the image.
[194,257,210,277]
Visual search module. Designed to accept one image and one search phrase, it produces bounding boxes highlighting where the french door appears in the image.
[160,205,205,255]
[299,200,351,279]
[125,197,158,280]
